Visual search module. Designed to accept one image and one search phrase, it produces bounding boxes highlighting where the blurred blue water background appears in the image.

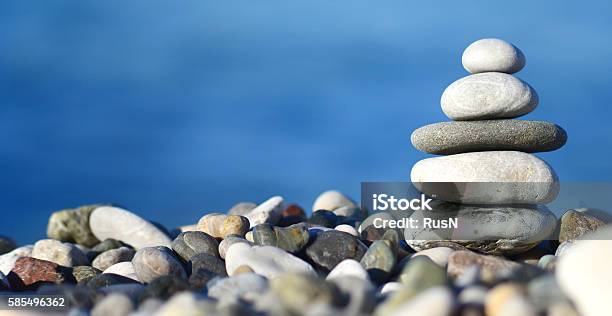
[2,1,612,244]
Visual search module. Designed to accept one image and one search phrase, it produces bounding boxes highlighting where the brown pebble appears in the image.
[8,257,74,290]
[448,251,520,279]
[281,204,306,218]
[221,215,250,238]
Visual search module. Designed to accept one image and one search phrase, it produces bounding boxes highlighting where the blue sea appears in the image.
[2,1,612,244]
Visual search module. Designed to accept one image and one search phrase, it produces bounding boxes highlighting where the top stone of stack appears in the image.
[461,38,526,74]
[441,38,537,121]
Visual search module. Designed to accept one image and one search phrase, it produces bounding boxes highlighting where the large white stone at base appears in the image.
[411,151,559,204]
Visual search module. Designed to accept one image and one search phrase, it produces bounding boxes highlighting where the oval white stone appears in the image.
[410,151,559,204]
[90,206,172,249]
[326,259,369,281]
[225,243,315,279]
[556,226,612,316]
[441,72,538,120]
[462,38,526,74]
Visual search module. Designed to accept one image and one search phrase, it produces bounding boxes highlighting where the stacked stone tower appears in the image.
[407,38,567,255]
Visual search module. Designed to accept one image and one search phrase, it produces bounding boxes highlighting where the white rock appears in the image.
[91,293,134,316]
[90,206,172,249]
[0,245,32,275]
[334,224,359,237]
[380,282,404,295]
[326,259,369,281]
[441,72,538,120]
[225,243,315,278]
[462,38,526,74]
[218,236,252,259]
[387,286,455,316]
[31,239,89,267]
[245,196,284,228]
[411,151,559,204]
[411,247,454,267]
[556,226,612,316]
[103,262,141,282]
[312,190,356,212]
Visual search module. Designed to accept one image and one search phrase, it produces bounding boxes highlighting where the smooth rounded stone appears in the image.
[218,236,251,259]
[7,257,74,290]
[271,273,344,315]
[485,283,536,316]
[378,257,448,313]
[555,240,578,257]
[411,247,453,267]
[132,247,187,283]
[447,251,520,279]
[228,202,257,216]
[72,266,101,284]
[411,120,567,155]
[207,273,269,302]
[556,226,612,316]
[305,230,368,271]
[334,224,359,237]
[459,285,488,305]
[139,275,190,301]
[528,275,568,312]
[103,262,140,282]
[441,72,538,121]
[171,231,219,261]
[196,213,226,238]
[312,190,357,212]
[381,286,455,316]
[0,245,32,274]
[360,240,396,284]
[86,273,138,290]
[88,239,128,261]
[399,256,448,289]
[411,151,559,204]
[308,209,339,228]
[153,292,217,316]
[252,223,309,253]
[380,282,404,295]
[331,275,377,315]
[31,239,89,267]
[47,205,102,248]
[134,298,164,315]
[245,196,284,228]
[281,204,307,218]
[221,215,250,238]
[225,243,315,278]
[405,204,557,255]
[0,236,16,255]
[537,254,557,271]
[462,38,526,74]
[559,209,605,243]
[91,293,134,316]
[326,259,369,281]
[333,205,366,222]
[89,206,172,249]
[245,231,254,242]
[189,253,227,290]
[92,247,135,271]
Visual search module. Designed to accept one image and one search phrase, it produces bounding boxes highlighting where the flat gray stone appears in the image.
[132,247,186,283]
[92,247,135,271]
[441,72,538,120]
[411,120,567,155]
[405,203,557,255]
[411,151,559,204]
[462,38,526,74]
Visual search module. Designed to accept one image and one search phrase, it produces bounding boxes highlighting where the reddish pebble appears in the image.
[8,257,73,290]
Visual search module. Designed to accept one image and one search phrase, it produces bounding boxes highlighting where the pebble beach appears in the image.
[1,39,611,316]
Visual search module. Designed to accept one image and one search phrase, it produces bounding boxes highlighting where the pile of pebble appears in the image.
[0,40,610,316]
[409,38,567,255]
